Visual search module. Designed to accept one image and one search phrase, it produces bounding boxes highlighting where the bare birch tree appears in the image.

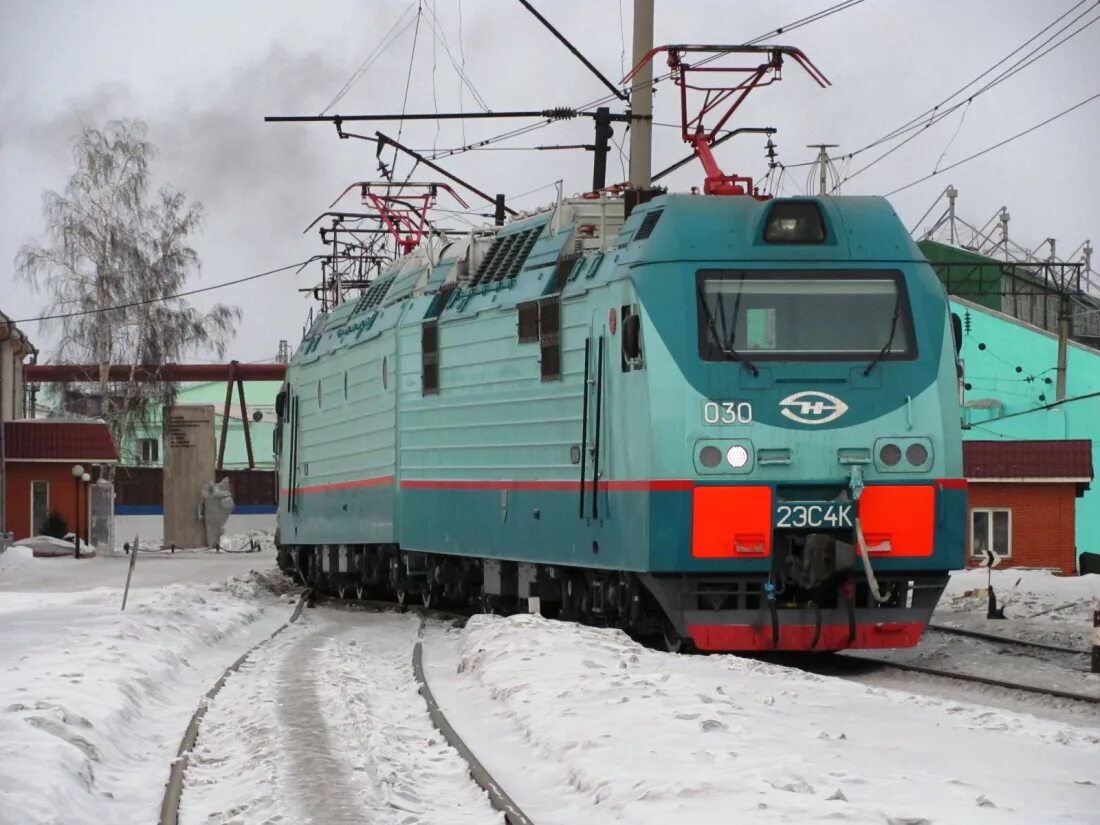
[16,119,239,464]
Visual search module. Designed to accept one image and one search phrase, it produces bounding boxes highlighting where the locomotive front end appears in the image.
[630,195,967,652]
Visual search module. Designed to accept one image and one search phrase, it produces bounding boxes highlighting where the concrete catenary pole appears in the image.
[627,0,654,189]
[807,144,838,196]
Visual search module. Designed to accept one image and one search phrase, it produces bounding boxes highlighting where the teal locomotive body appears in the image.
[276,192,966,652]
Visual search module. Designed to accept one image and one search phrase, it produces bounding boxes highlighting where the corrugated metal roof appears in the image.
[3,420,119,462]
[964,439,1093,481]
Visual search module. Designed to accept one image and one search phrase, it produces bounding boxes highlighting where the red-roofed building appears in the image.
[2,420,119,542]
[964,439,1093,575]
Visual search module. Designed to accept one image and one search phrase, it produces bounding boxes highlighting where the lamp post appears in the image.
[71,464,83,559]
[81,472,91,552]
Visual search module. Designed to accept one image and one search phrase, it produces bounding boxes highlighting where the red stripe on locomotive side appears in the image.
[279,475,395,497]
[399,479,694,492]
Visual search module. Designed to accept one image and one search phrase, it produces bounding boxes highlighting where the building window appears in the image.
[31,480,48,535]
[140,438,159,464]
[970,508,1011,558]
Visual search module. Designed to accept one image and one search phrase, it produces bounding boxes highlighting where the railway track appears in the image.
[830,623,1099,706]
[311,595,535,824]
[159,591,310,825]
[165,592,530,825]
[925,622,1085,655]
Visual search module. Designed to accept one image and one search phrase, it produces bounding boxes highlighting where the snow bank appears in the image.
[434,615,1100,824]
[0,575,291,824]
[938,568,1100,648]
[942,568,1100,619]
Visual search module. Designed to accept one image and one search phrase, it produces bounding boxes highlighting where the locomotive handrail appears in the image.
[579,338,591,519]
[591,336,605,520]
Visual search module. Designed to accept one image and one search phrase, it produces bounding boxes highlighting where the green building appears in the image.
[129,379,282,470]
[919,235,1100,558]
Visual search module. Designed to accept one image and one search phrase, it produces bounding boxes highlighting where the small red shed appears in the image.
[2,420,119,542]
[963,439,1093,575]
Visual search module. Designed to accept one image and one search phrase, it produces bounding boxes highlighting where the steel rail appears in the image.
[926,623,1085,656]
[839,652,1100,705]
[158,591,310,825]
[413,625,535,825]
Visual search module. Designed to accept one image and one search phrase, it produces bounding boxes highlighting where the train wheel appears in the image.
[337,586,346,599]
[395,587,409,608]
[355,585,364,600]
[421,587,436,609]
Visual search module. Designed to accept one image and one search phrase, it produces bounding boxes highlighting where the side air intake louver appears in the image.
[356,273,396,311]
[467,228,540,289]
[633,209,663,241]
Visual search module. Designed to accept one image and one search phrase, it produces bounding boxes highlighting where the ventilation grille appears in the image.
[356,273,396,311]
[633,209,663,241]
[467,228,541,288]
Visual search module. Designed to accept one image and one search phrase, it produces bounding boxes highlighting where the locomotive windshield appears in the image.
[696,270,916,362]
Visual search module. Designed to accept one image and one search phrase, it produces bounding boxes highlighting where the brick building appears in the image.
[963,440,1093,575]
[2,420,119,541]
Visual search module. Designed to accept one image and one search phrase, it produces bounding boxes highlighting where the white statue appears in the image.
[198,478,235,549]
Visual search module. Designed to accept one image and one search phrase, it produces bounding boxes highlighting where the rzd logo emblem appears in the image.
[779,391,849,425]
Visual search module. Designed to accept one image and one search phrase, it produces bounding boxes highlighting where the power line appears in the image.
[885,90,1100,195]
[320,2,419,115]
[13,261,309,325]
[831,1,1099,187]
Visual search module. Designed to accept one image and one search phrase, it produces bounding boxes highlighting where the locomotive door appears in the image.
[579,312,608,521]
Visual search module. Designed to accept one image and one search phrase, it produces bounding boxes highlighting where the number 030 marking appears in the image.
[703,401,753,425]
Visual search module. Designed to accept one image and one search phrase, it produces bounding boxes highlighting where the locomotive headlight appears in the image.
[726,445,750,468]
[874,437,934,472]
[906,443,929,466]
[699,445,722,468]
[879,443,902,467]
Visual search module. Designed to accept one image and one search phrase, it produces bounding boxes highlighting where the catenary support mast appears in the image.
[628,0,654,188]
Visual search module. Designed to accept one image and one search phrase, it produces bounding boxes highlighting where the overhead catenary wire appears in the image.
[828,1,1100,187]
[13,261,310,325]
[884,90,1100,195]
[320,2,420,115]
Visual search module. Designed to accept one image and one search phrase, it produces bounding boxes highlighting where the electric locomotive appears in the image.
[274,188,967,652]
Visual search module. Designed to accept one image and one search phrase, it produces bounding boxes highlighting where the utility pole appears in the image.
[999,207,1011,261]
[1048,238,1070,402]
[806,144,838,196]
[627,0,654,189]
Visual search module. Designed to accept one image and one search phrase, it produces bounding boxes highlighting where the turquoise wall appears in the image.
[952,296,1100,556]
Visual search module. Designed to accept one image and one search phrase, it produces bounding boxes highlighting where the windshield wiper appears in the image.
[698,284,759,376]
[863,297,900,376]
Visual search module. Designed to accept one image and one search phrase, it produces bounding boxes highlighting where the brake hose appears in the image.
[856,518,892,605]
[849,466,891,605]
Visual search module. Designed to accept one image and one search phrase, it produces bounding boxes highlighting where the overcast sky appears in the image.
[2,0,1098,363]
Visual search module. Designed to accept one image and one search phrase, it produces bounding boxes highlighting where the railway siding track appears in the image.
[927,622,1086,655]
[838,623,1099,706]
[306,595,534,825]
[159,591,310,825]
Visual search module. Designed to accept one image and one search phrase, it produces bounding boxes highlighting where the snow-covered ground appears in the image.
[0,538,290,825]
[424,613,1100,824]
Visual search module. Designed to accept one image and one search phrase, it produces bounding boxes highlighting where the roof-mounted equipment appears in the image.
[624,45,829,197]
